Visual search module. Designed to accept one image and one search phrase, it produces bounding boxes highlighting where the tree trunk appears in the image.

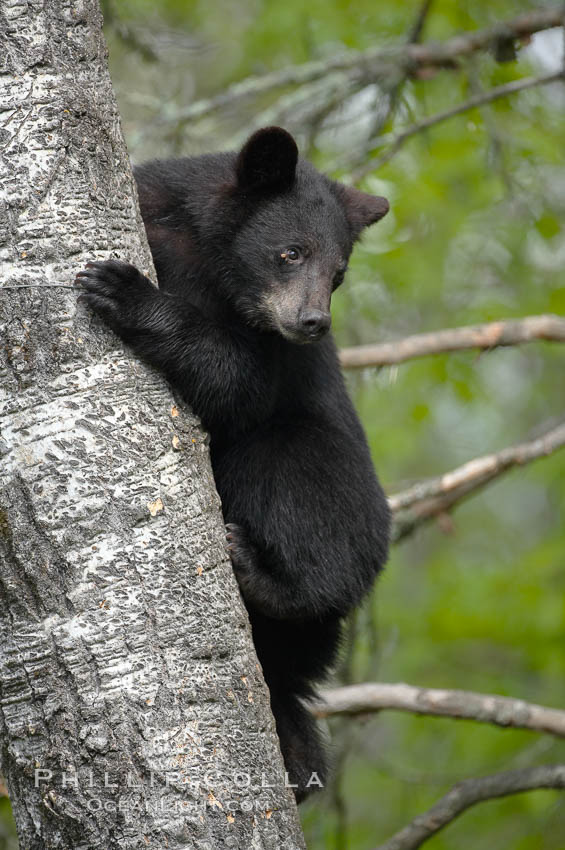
[0,2,305,848]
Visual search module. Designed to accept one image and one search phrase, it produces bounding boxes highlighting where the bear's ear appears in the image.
[338,184,389,239]
[236,126,298,192]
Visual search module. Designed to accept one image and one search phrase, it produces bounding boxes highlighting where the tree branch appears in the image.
[360,0,436,153]
[353,70,564,177]
[169,6,563,124]
[405,0,435,46]
[372,764,565,850]
[314,682,565,738]
[389,419,565,542]
[251,0,435,154]
[340,314,565,369]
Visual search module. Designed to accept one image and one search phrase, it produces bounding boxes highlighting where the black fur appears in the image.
[77,127,391,802]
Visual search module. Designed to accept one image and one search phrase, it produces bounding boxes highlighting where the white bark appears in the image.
[0,1,305,847]
[315,682,565,737]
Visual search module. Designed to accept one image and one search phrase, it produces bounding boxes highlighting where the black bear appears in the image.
[77,127,391,802]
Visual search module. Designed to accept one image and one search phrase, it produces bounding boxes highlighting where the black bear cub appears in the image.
[77,127,391,801]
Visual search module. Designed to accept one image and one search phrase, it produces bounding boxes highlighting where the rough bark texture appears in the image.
[0,2,305,848]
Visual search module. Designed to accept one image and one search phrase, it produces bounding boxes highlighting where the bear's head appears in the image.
[217,127,389,344]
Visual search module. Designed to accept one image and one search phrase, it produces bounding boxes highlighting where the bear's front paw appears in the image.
[75,259,158,333]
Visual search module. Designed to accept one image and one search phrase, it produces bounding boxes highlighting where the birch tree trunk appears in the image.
[0,1,305,847]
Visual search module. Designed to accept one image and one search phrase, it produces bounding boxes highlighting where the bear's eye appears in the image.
[279,247,302,264]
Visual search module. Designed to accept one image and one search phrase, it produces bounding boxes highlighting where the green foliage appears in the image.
[0,798,17,850]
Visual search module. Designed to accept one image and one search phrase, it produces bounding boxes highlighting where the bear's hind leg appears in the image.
[269,690,329,803]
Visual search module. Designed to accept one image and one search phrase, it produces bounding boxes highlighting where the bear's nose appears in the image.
[299,309,331,337]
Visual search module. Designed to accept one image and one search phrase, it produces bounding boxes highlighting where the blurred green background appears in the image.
[2,1,564,848]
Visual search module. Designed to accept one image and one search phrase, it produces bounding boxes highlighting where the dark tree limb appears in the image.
[372,765,565,850]
[389,419,565,542]
[168,6,563,125]
[360,0,436,154]
[362,70,563,166]
[340,314,565,369]
[405,0,435,45]
[352,70,564,177]
[314,682,565,738]
[233,0,435,151]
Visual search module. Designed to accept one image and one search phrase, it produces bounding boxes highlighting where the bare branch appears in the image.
[465,55,514,191]
[353,70,564,177]
[360,0,436,148]
[372,764,565,850]
[314,682,565,738]
[389,419,565,542]
[340,314,565,369]
[170,6,563,124]
[405,0,435,45]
